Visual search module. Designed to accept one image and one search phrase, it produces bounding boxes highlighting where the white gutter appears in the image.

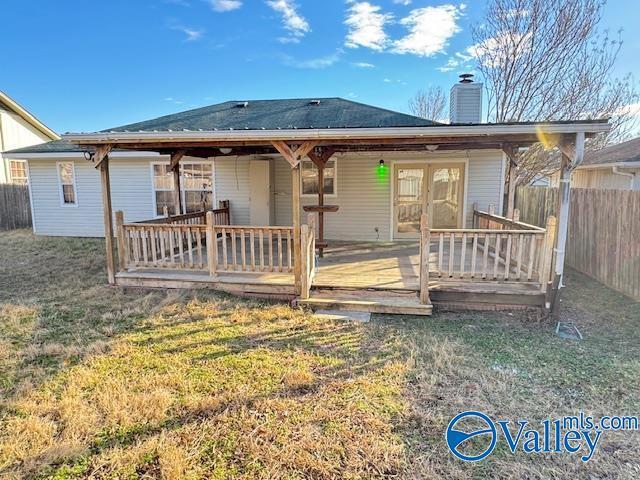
[4,151,162,160]
[63,122,611,144]
[612,166,636,189]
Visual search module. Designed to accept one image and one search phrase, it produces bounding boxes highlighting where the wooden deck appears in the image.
[118,239,545,310]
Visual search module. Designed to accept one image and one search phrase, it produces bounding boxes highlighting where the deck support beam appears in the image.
[99,156,116,285]
[292,164,302,294]
[271,141,318,168]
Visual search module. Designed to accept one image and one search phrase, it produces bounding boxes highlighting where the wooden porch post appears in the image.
[419,213,430,304]
[503,144,518,218]
[292,164,302,294]
[115,210,126,272]
[100,157,116,285]
[171,151,185,215]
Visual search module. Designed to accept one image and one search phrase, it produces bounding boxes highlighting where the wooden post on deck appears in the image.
[419,213,430,304]
[540,215,557,294]
[171,151,185,215]
[300,224,310,300]
[292,164,302,295]
[115,210,126,272]
[100,158,116,285]
[206,211,217,277]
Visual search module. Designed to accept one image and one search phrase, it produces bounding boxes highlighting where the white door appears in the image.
[249,160,271,225]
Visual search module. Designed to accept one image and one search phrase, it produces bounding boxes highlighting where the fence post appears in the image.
[115,211,126,272]
[206,211,217,277]
[513,209,520,222]
[419,213,430,304]
[300,224,310,300]
[540,215,557,293]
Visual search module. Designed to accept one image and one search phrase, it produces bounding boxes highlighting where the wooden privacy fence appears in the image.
[515,186,640,301]
[515,186,558,228]
[0,184,31,230]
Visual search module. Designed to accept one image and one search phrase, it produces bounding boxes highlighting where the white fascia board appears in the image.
[4,151,163,160]
[63,122,611,144]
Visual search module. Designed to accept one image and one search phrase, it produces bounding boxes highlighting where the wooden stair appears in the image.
[300,288,432,316]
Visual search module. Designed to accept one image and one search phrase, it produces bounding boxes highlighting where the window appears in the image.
[152,164,177,216]
[151,162,214,216]
[301,158,336,196]
[9,160,28,185]
[181,163,213,213]
[57,162,77,206]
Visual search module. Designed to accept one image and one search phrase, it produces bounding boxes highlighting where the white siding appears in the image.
[213,156,251,225]
[1,110,53,183]
[24,150,505,239]
[27,156,169,237]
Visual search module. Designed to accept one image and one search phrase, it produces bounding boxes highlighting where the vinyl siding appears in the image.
[1,110,52,183]
[25,150,505,239]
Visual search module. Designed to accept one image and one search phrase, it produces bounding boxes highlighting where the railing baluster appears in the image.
[268,230,274,272]
[516,234,524,280]
[471,233,478,278]
[527,234,537,281]
[187,227,194,268]
[240,229,246,271]
[482,233,489,279]
[460,233,467,279]
[448,233,455,278]
[196,228,203,268]
[141,229,149,266]
[231,230,237,270]
[250,230,256,271]
[178,228,185,268]
[222,228,228,270]
[438,233,444,277]
[493,234,501,280]
[259,230,265,271]
[504,234,512,280]
[277,230,283,272]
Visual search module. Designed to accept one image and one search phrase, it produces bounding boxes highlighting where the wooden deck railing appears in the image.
[418,210,557,304]
[115,201,231,272]
[210,226,295,273]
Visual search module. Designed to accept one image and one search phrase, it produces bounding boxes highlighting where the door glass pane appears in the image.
[396,168,424,234]
[431,167,461,228]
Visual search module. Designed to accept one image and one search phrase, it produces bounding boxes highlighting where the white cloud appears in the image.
[383,78,392,83]
[466,31,531,67]
[168,22,204,41]
[345,2,392,51]
[266,0,310,42]
[208,0,242,12]
[393,4,464,57]
[393,0,412,4]
[352,62,375,68]
[283,50,342,69]
[437,57,460,72]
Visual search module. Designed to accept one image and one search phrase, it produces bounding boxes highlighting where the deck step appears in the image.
[300,289,432,316]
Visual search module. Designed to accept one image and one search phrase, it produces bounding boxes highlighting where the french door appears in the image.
[393,162,465,238]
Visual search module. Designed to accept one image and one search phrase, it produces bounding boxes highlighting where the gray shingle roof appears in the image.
[103,98,436,132]
[582,137,640,166]
[6,98,435,154]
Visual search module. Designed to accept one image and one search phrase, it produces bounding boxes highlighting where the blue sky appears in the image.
[1,0,638,133]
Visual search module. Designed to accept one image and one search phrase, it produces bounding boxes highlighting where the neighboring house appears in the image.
[550,137,640,190]
[5,79,609,313]
[0,91,59,184]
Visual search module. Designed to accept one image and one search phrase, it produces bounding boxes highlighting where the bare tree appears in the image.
[409,86,447,121]
[472,0,637,213]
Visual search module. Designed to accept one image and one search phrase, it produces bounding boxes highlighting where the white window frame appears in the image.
[300,157,338,198]
[56,161,78,207]
[149,160,216,217]
[9,159,28,185]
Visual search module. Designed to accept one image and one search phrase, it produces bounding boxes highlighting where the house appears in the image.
[5,79,609,314]
[0,91,59,184]
[550,137,640,190]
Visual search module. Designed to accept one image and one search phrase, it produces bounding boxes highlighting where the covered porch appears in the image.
[64,116,608,314]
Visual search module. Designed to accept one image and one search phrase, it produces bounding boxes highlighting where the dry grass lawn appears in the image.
[1,229,639,479]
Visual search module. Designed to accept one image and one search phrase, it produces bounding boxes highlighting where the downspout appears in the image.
[554,131,585,287]
[612,166,635,190]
